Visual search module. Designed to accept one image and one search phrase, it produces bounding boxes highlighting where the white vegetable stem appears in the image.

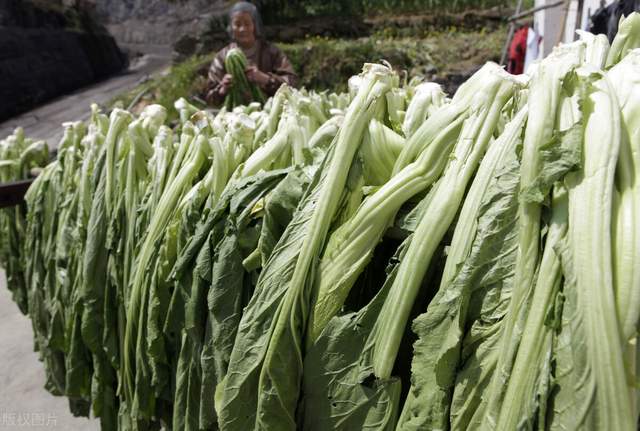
[480,44,582,428]
[567,68,633,430]
[371,64,520,379]
[608,50,640,342]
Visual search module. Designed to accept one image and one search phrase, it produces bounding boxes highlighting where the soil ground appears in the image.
[0,271,100,430]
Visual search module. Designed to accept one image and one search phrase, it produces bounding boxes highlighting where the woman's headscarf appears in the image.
[227,1,265,40]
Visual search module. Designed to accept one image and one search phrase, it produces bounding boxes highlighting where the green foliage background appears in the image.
[259,0,518,22]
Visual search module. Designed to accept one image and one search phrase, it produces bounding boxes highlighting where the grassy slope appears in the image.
[282,25,506,93]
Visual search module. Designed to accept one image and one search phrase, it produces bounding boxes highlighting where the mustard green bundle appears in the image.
[224,48,265,109]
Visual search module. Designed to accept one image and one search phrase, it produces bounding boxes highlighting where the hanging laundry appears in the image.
[524,26,542,73]
[590,0,640,41]
[507,26,528,75]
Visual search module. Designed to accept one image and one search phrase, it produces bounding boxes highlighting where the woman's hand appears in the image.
[219,74,233,96]
[245,66,270,87]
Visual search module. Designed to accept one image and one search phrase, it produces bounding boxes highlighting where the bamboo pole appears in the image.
[573,0,585,39]
[555,0,572,46]
[508,0,565,21]
[500,0,524,66]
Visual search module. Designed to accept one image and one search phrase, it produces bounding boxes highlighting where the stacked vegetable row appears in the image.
[3,15,640,431]
[0,129,48,314]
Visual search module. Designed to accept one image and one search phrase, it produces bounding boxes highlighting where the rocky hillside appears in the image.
[92,0,371,55]
[94,0,223,23]
[94,0,227,47]
[93,0,510,51]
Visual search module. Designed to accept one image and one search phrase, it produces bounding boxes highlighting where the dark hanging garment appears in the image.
[589,3,611,35]
[589,0,640,41]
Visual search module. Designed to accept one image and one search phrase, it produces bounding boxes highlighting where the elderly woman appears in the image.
[206,1,298,106]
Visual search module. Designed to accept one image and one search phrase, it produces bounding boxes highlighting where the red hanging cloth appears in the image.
[507,26,528,75]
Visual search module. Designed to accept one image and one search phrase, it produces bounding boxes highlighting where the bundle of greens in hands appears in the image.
[3,14,640,431]
[223,48,266,110]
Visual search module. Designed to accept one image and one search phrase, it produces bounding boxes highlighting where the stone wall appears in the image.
[0,0,127,121]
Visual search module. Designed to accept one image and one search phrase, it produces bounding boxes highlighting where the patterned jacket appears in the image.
[206,40,298,106]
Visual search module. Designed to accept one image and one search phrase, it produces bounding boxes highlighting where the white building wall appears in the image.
[535,0,563,56]
[534,0,615,57]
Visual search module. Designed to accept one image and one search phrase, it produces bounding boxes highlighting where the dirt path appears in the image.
[0,48,172,149]
[0,271,100,430]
